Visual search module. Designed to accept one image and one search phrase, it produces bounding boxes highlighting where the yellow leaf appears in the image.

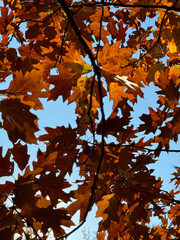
[168,38,177,53]
[169,64,180,85]
[87,94,100,114]
[65,61,92,75]
[46,9,53,15]
[82,62,93,74]
[68,76,88,104]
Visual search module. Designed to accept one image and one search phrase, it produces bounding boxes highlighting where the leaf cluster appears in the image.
[0,0,180,239]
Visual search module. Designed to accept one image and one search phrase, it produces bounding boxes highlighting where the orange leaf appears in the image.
[109,82,134,110]
[7,69,49,110]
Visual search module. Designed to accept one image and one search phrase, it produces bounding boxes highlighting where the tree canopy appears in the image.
[0,0,180,239]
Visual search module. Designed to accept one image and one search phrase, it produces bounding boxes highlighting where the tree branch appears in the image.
[70,2,180,12]
[55,1,105,239]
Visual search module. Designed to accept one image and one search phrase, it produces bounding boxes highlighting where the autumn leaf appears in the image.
[0,147,14,177]
[98,41,133,75]
[67,183,91,222]
[96,194,119,229]
[47,65,80,102]
[68,76,88,104]
[169,64,180,85]
[146,63,165,83]
[168,38,178,54]
[11,142,30,171]
[63,44,92,75]
[37,172,73,204]
[0,99,39,143]
[32,206,74,235]
[0,181,14,199]
[7,69,49,110]
[109,82,134,110]
[0,1,180,239]
[0,210,18,229]
[40,45,54,55]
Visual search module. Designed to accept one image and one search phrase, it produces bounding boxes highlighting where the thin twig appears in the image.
[95,7,104,60]
[12,206,43,240]
[5,195,43,240]
[55,6,83,67]
[81,7,104,166]
[85,141,180,153]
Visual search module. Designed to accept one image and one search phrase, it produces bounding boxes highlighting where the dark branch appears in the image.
[85,141,180,153]
[69,2,180,12]
[55,0,105,239]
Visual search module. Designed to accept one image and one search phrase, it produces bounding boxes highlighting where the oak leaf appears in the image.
[7,69,49,110]
[0,99,39,143]
[98,42,133,75]
[68,76,88,104]
[63,44,92,75]
[0,147,14,177]
[0,181,13,199]
[109,82,134,110]
[37,172,73,204]
[96,194,119,229]
[11,142,30,171]
[0,210,18,229]
[48,65,80,102]
[67,183,91,222]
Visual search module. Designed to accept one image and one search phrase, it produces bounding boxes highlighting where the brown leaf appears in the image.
[67,183,91,222]
[0,147,14,177]
[37,172,73,204]
[96,194,119,229]
[38,126,78,176]
[0,181,14,198]
[0,99,39,144]
[0,210,17,229]
[48,65,79,102]
[0,227,12,240]
[11,142,30,171]
[33,206,74,235]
